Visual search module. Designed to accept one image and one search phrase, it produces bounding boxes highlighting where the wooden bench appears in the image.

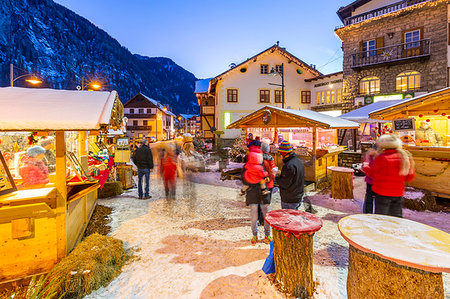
[338,214,450,299]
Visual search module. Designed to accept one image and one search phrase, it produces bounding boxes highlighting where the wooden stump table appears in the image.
[327,166,354,199]
[338,214,450,299]
[265,209,323,298]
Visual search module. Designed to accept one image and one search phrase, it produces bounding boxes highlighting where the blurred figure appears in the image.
[361,147,377,213]
[415,121,443,146]
[365,134,415,217]
[19,146,49,188]
[38,137,56,173]
[132,138,154,200]
[159,147,179,200]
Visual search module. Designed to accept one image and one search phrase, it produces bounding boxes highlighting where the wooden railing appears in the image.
[338,0,431,28]
[126,126,152,130]
[351,39,430,68]
[124,113,155,118]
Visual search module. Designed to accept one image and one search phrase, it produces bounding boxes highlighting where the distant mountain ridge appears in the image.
[0,0,198,114]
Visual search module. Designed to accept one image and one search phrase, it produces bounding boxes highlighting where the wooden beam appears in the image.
[55,131,66,259]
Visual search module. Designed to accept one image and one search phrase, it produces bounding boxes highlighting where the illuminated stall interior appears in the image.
[227,106,359,182]
[370,87,450,198]
[0,87,123,282]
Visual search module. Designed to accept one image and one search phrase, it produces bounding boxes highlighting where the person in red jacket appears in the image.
[365,134,415,218]
[19,146,49,188]
[241,143,269,196]
[159,148,179,200]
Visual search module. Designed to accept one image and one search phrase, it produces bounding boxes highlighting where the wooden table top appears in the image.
[338,214,450,273]
[327,166,355,173]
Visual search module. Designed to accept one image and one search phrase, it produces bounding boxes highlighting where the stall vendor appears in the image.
[39,137,56,173]
[415,121,443,146]
[19,146,49,187]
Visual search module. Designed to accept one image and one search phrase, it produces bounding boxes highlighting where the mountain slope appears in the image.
[0,0,198,114]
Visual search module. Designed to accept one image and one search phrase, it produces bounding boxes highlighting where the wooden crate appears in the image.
[117,165,133,189]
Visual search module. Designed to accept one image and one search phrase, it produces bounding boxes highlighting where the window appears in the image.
[146,108,151,113]
[396,71,421,91]
[223,112,231,129]
[259,90,270,103]
[133,120,138,126]
[331,90,336,103]
[260,64,269,74]
[360,76,380,94]
[143,120,148,126]
[321,91,325,104]
[316,92,321,104]
[362,39,376,57]
[275,90,283,103]
[301,91,311,104]
[275,64,283,74]
[130,108,134,114]
[138,108,144,113]
[326,91,331,104]
[404,29,420,49]
[336,89,342,103]
[227,89,238,103]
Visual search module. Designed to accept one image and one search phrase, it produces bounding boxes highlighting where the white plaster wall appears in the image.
[310,74,343,107]
[353,0,400,16]
[216,51,317,139]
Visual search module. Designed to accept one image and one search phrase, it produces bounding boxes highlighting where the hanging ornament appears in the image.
[369,137,373,140]
[27,131,39,145]
[433,109,438,113]
[0,139,2,145]
[418,114,423,118]
[448,116,450,120]
[426,119,430,122]
[442,113,446,117]
[14,142,19,152]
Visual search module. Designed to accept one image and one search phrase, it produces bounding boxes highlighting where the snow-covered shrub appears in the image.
[229,136,247,163]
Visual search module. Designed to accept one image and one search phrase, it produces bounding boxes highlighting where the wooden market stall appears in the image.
[369,87,450,198]
[227,106,359,182]
[0,87,123,282]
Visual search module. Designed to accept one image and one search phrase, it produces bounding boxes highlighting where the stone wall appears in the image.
[339,151,363,168]
[337,1,448,112]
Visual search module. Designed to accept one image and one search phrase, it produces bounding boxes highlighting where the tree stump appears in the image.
[327,166,354,199]
[265,210,323,299]
[347,245,444,299]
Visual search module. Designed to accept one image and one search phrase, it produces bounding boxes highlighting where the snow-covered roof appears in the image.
[228,105,359,129]
[141,94,165,110]
[194,78,212,93]
[165,110,176,117]
[179,114,197,120]
[107,129,125,136]
[0,87,119,131]
[339,100,403,123]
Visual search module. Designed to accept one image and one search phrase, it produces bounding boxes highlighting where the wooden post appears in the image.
[78,131,87,156]
[312,126,317,154]
[329,166,354,199]
[55,131,66,258]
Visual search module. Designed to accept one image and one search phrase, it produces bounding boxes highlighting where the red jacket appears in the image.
[243,151,268,185]
[366,149,415,197]
[19,159,49,187]
[263,153,276,189]
[159,155,177,181]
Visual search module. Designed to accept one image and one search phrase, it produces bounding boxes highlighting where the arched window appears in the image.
[396,71,420,91]
[360,76,380,94]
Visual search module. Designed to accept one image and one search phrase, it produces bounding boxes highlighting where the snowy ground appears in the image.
[86,168,450,299]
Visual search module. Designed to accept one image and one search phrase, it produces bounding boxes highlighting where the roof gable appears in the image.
[124,93,162,109]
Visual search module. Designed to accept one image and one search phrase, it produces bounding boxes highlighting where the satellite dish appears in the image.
[76,85,82,90]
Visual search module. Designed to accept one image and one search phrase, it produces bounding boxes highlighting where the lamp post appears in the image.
[268,63,285,108]
[10,64,42,87]
[78,77,102,91]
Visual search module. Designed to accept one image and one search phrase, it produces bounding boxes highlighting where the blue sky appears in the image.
[55,0,350,79]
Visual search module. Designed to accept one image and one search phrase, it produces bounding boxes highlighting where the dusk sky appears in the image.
[55,0,350,79]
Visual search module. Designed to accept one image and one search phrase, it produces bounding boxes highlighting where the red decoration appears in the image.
[418,114,423,118]
[442,113,446,117]
[369,137,373,140]
[426,119,431,122]
[433,110,438,113]
[448,116,450,119]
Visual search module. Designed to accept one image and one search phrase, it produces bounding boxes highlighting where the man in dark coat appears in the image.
[276,141,305,210]
[132,138,154,199]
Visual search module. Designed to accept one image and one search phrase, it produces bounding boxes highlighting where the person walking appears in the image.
[159,148,178,200]
[276,141,305,210]
[242,142,272,245]
[365,134,415,217]
[361,147,377,213]
[132,138,154,199]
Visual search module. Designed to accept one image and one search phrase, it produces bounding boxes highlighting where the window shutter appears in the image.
[376,37,384,55]
[359,41,364,59]
[419,27,424,39]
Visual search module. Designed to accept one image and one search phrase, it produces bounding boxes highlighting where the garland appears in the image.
[415,162,450,177]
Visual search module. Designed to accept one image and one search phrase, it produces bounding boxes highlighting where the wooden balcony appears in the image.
[340,0,431,27]
[351,39,430,69]
[126,125,152,131]
[124,113,155,119]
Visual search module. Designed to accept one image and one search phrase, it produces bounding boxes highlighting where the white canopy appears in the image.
[0,87,119,131]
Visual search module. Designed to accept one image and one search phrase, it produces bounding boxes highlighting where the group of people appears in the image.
[362,134,415,218]
[241,136,309,245]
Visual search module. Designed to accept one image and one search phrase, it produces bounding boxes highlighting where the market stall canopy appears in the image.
[369,87,450,120]
[339,100,403,123]
[227,106,359,129]
[0,87,123,131]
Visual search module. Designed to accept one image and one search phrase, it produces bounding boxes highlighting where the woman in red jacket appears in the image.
[19,146,49,188]
[366,134,415,218]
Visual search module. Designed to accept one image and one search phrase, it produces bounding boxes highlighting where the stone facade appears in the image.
[336,1,448,112]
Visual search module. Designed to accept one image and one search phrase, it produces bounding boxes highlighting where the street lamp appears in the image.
[77,77,102,91]
[10,64,42,87]
[268,63,285,108]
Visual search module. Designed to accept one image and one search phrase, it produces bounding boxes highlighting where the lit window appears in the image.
[360,76,380,94]
[331,90,336,103]
[316,92,321,104]
[227,89,238,103]
[321,91,325,104]
[275,90,283,103]
[259,90,270,103]
[336,89,342,103]
[396,71,420,91]
[326,91,331,104]
[362,40,376,57]
[143,120,148,126]
[260,64,269,74]
[301,91,311,104]
[223,112,231,129]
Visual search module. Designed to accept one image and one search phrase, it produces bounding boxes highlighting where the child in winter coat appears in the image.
[241,144,270,196]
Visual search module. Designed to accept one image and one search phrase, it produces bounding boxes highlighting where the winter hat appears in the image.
[278,140,293,154]
[261,142,270,153]
[27,146,46,158]
[38,136,55,147]
[376,134,402,150]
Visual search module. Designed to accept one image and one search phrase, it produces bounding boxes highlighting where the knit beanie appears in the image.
[38,136,55,147]
[278,140,293,154]
[27,146,46,158]
[261,142,270,153]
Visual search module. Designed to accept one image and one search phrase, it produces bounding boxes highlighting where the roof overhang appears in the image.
[369,87,450,120]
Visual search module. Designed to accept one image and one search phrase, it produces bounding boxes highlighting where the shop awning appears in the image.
[0,87,123,131]
[227,106,359,130]
[339,100,403,123]
[369,87,450,120]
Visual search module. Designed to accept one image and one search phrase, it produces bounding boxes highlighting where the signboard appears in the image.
[373,94,403,102]
[393,118,415,131]
[116,137,130,149]
[364,96,374,105]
